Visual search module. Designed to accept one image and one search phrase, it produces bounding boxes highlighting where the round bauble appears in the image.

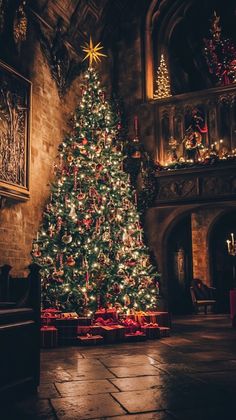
[52,269,64,279]
[44,256,53,265]
[62,234,73,244]
[66,256,76,266]
[33,250,41,258]
[82,138,88,145]
[126,260,136,267]
[67,153,74,162]
[113,283,121,294]
[77,192,85,200]
[96,163,103,171]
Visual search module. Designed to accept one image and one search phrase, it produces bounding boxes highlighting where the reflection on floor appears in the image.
[3,314,236,419]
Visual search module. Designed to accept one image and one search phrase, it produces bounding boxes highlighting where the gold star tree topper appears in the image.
[82,37,107,67]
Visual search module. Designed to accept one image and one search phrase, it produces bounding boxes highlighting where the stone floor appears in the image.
[3,314,236,419]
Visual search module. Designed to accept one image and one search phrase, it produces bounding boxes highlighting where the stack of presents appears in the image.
[40,308,171,348]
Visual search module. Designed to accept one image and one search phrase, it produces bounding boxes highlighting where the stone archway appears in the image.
[163,212,193,314]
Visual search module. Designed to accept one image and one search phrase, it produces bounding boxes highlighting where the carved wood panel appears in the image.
[0,61,31,200]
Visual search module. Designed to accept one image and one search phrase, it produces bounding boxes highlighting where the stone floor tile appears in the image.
[100,355,157,367]
[38,383,61,399]
[67,366,115,380]
[51,394,126,419]
[40,369,72,383]
[111,388,188,413]
[111,374,172,391]
[55,379,119,396]
[186,351,235,362]
[109,364,160,378]
[100,411,174,419]
[168,405,236,420]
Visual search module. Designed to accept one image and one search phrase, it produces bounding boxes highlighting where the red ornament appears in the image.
[113,283,121,294]
[126,260,136,267]
[82,138,88,145]
[96,164,103,171]
[66,256,76,267]
[77,192,85,200]
[83,218,93,229]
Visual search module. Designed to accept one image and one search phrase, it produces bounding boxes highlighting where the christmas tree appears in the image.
[32,39,159,315]
[203,11,236,86]
[154,54,171,99]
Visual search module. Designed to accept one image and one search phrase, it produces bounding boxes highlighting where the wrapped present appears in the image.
[61,312,78,319]
[157,326,170,338]
[94,308,118,321]
[141,323,159,339]
[77,325,103,336]
[146,311,171,327]
[41,308,61,316]
[101,326,118,343]
[94,317,118,326]
[55,318,79,344]
[41,308,61,326]
[77,317,92,326]
[120,318,140,333]
[40,326,58,348]
[113,325,125,341]
[134,311,147,325]
[125,331,146,342]
[77,334,104,345]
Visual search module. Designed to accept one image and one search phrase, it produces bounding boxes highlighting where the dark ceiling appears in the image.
[32,0,133,56]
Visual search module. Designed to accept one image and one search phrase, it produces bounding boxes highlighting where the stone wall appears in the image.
[191,207,224,286]
[0,43,81,275]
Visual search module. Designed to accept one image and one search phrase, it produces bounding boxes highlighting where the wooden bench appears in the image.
[0,263,41,399]
[190,284,216,314]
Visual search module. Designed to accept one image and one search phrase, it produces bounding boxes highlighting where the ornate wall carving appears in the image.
[0,61,31,200]
[155,163,236,205]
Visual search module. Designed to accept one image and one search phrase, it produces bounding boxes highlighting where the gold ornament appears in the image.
[82,37,107,67]
[13,1,27,45]
[67,153,74,162]
[62,234,73,244]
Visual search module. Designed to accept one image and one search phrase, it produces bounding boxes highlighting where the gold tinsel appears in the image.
[13,2,27,45]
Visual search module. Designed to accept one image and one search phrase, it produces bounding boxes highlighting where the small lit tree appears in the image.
[154,54,171,99]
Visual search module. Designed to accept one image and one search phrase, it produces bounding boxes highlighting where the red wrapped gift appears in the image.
[146,311,171,327]
[94,308,118,321]
[125,331,147,342]
[101,326,117,343]
[55,318,79,344]
[94,317,118,326]
[40,326,58,348]
[77,335,104,345]
[77,317,92,326]
[41,309,61,326]
[157,327,170,338]
[113,325,125,341]
[120,318,140,333]
[141,323,159,339]
[78,325,103,336]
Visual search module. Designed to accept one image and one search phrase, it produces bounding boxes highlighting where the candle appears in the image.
[231,233,234,244]
[36,232,39,241]
[134,116,138,135]
[227,240,231,253]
